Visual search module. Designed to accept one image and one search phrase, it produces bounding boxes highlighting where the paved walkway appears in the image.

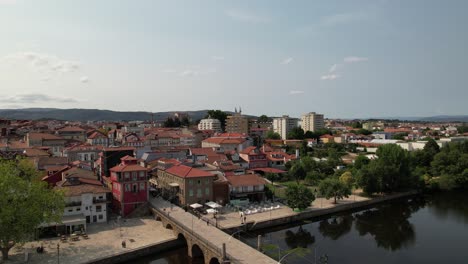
[6,217,176,264]
[217,193,370,229]
[150,197,277,264]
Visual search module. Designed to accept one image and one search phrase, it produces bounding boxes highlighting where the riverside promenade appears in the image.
[218,191,419,231]
[6,218,176,264]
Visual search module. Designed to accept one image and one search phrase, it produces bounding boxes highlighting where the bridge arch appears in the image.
[165,223,173,230]
[191,244,205,262]
[209,257,221,264]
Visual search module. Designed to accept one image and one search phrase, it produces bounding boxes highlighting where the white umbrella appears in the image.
[205,201,222,208]
[190,203,203,209]
[206,208,218,214]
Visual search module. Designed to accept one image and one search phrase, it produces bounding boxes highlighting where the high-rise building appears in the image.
[301,112,324,132]
[273,115,299,139]
[225,107,249,134]
[198,118,222,132]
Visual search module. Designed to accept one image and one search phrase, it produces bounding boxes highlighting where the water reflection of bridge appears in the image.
[149,197,277,264]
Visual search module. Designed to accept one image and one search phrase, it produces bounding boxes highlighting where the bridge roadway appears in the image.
[149,197,277,264]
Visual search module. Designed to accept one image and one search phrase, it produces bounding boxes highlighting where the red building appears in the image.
[239,146,268,169]
[109,155,148,217]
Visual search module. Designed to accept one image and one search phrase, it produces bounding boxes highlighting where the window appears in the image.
[189,179,193,185]
[125,172,130,180]
[125,184,131,192]
[205,179,210,184]
[132,172,137,181]
[96,205,102,212]
[140,182,145,191]
[139,171,145,178]
[189,190,194,197]
[133,184,138,193]
[197,189,202,198]
[76,208,81,211]
[68,209,73,212]
[197,180,201,185]
[98,215,103,220]
[205,188,210,195]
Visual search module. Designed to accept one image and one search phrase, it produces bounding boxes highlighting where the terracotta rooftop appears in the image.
[58,126,86,132]
[166,164,214,178]
[28,133,65,141]
[226,174,266,187]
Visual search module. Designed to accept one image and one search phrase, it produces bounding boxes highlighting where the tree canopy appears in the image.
[319,178,352,204]
[287,127,305,140]
[265,130,281,140]
[0,159,65,260]
[286,184,315,210]
[258,115,270,123]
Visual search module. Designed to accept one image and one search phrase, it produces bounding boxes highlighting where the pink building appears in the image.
[239,146,268,169]
[109,156,148,217]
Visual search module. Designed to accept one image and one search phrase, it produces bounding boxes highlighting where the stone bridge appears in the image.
[149,197,276,264]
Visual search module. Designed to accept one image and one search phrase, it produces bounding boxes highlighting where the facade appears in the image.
[198,118,222,132]
[226,174,266,202]
[87,131,109,147]
[201,133,252,152]
[63,144,103,162]
[109,156,149,217]
[98,147,135,179]
[26,132,67,156]
[57,127,87,142]
[301,112,324,132]
[238,146,268,169]
[272,116,299,140]
[55,176,111,233]
[225,108,249,135]
[157,163,216,206]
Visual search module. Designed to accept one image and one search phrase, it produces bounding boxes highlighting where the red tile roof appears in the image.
[166,164,214,178]
[58,126,86,132]
[110,163,147,172]
[226,174,266,187]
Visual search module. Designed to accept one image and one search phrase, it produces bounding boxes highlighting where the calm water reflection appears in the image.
[135,192,468,264]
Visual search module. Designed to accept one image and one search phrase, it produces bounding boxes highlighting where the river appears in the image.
[133,191,468,264]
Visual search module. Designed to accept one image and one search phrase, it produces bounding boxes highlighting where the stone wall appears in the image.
[84,238,184,264]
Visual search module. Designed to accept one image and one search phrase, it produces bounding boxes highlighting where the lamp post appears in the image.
[57,243,60,264]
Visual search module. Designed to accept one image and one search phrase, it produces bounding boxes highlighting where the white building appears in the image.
[198,118,222,132]
[301,112,324,132]
[55,176,111,233]
[273,115,299,139]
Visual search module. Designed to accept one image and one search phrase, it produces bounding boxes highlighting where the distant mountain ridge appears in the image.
[0,108,257,122]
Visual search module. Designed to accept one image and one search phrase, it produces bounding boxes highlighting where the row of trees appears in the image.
[283,139,468,210]
[163,116,190,127]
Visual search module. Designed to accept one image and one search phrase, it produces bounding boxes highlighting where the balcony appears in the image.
[93,198,108,204]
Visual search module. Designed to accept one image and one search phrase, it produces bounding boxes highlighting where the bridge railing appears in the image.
[152,199,239,263]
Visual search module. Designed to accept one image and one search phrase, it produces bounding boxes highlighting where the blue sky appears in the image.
[0,0,467,118]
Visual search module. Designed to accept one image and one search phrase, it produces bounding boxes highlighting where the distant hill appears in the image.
[0,108,258,122]
[0,108,211,122]
[365,115,468,122]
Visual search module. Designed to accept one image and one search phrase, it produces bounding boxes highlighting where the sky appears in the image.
[0,0,467,119]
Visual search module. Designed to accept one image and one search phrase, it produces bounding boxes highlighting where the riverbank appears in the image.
[5,217,177,264]
[220,191,419,233]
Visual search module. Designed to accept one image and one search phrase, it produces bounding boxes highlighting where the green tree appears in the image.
[205,110,228,130]
[351,121,362,129]
[289,162,306,183]
[319,178,352,204]
[265,131,281,140]
[354,155,370,170]
[339,171,354,186]
[286,184,315,210]
[163,117,175,127]
[392,133,407,140]
[0,159,65,260]
[423,138,440,157]
[287,127,305,140]
[258,115,270,123]
[357,163,381,195]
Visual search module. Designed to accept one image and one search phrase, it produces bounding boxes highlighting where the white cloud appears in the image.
[344,56,369,63]
[329,64,340,73]
[226,9,270,23]
[211,56,225,61]
[3,51,81,73]
[163,66,216,77]
[80,76,89,83]
[281,57,293,65]
[0,93,78,104]
[289,90,305,95]
[321,74,340,80]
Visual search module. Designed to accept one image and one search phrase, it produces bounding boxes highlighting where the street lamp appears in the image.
[57,243,60,264]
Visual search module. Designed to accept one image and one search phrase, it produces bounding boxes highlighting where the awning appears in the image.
[205,201,222,208]
[149,178,158,186]
[190,203,203,209]
[169,182,179,187]
[206,208,218,214]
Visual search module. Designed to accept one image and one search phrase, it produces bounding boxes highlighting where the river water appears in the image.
[134,191,468,264]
